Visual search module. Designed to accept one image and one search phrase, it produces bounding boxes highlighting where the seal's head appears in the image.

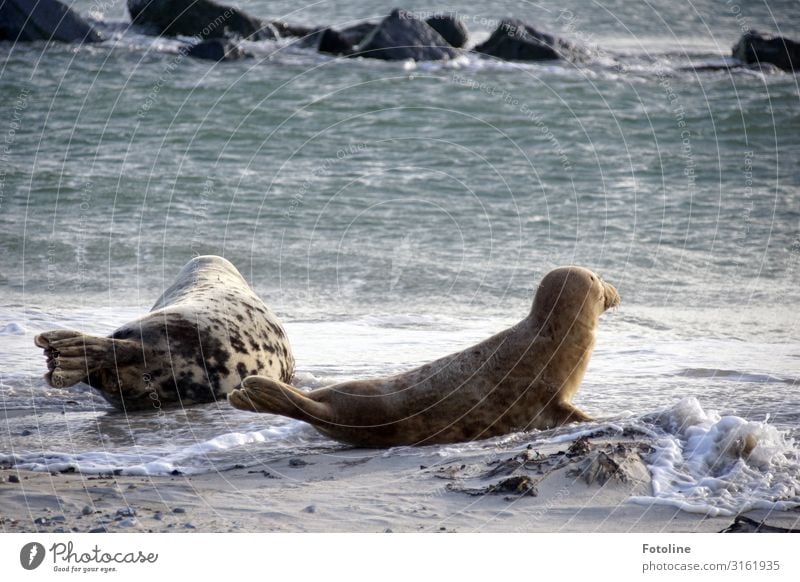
[152,255,252,310]
[174,255,250,288]
[530,266,619,334]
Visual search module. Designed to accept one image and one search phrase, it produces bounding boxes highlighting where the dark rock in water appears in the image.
[340,22,378,46]
[317,22,378,56]
[425,14,469,48]
[0,0,103,43]
[272,23,331,51]
[682,63,742,73]
[354,9,457,61]
[291,28,328,50]
[270,20,317,39]
[8,474,20,483]
[732,30,799,72]
[318,28,353,55]
[474,18,575,61]
[720,515,800,533]
[186,39,249,61]
[127,0,276,41]
[88,526,107,533]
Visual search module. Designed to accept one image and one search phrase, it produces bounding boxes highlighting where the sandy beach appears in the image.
[3,430,798,534]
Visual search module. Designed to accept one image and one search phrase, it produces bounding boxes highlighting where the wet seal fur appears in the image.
[35,256,293,411]
[230,266,619,447]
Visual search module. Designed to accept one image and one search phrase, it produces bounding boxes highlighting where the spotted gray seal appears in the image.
[35,255,293,411]
[229,266,619,447]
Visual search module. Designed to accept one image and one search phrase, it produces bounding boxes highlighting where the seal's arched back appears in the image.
[35,256,293,411]
[230,266,618,447]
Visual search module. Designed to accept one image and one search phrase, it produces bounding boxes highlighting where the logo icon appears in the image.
[20,542,46,570]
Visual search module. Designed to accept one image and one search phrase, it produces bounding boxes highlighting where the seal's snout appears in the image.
[603,281,620,311]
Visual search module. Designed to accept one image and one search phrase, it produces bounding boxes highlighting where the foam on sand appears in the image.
[631,397,800,516]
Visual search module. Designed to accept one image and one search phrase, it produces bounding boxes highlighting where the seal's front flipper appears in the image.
[551,402,593,427]
[34,330,141,389]
[228,376,333,424]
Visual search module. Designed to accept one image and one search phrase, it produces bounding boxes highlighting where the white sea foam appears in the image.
[0,422,315,476]
[0,322,26,335]
[630,397,800,516]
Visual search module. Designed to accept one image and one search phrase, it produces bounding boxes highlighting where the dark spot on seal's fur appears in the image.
[159,378,213,402]
[229,335,248,354]
[236,362,248,380]
[151,316,234,393]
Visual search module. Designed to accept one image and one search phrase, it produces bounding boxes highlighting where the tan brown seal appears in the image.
[229,266,619,447]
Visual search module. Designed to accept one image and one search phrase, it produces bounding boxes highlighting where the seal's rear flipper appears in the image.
[34,330,141,389]
[228,376,333,424]
[551,402,593,426]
